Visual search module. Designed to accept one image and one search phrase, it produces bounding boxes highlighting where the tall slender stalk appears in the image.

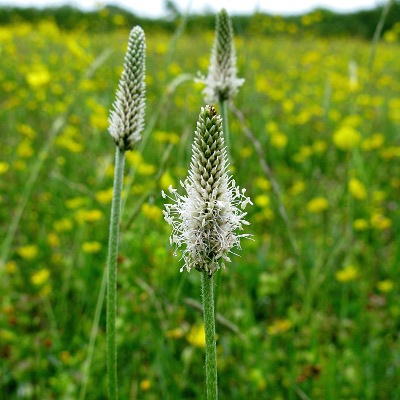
[219,99,230,162]
[106,146,125,400]
[105,26,146,400]
[162,105,252,398]
[201,272,218,400]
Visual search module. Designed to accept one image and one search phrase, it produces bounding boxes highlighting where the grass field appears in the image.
[1,15,400,399]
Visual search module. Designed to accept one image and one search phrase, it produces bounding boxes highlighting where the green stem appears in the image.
[219,99,231,162]
[106,146,125,400]
[201,271,218,400]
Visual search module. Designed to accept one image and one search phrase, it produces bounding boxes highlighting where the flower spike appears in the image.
[163,105,252,275]
[108,26,146,151]
[201,9,244,104]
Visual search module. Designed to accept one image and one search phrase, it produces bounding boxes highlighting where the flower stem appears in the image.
[106,146,125,400]
[219,99,230,162]
[201,271,218,400]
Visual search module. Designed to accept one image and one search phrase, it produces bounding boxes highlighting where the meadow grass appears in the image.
[0,17,400,400]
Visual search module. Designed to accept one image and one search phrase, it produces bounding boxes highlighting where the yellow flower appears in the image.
[270,132,288,148]
[47,233,60,247]
[362,133,384,151]
[65,197,89,209]
[333,126,361,150]
[5,261,17,274]
[348,178,367,200]
[17,140,34,158]
[254,177,271,191]
[370,213,392,230]
[353,219,369,231]
[137,163,156,176]
[254,194,270,208]
[160,171,175,191]
[26,66,50,87]
[335,265,359,282]
[17,245,39,260]
[95,188,114,204]
[140,380,151,391]
[75,209,103,223]
[312,140,328,154]
[377,280,394,293]
[289,180,306,196]
[0,162,9,175]
[82,241,102,253]
[154,130,180,145]
[239,146,253,158]
[31,269,50,285]
[53,218,73,232]
[267,319,292,335]
[187,324,205,348]
[141,203,163,221]
[307,197,329,213]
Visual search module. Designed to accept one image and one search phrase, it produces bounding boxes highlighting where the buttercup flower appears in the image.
[108,26,146,151]
[200,9,244,103]
[162,105,252,275]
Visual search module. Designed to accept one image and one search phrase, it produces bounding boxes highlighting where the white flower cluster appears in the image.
[162,105,252,274]
[108,26,146,151]
[201,9,244,104]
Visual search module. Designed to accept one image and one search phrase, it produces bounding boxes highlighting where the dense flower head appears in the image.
[108,26,146,151]
[200,9,244,103]
[162,105,252,275]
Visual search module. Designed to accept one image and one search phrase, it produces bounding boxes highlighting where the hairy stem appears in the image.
[219,99,231,162]
[106,146,125,400]
[201,271,218,400]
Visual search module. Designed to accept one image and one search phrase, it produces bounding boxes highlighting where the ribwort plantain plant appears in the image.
[199,9,243,161]
[162,105,252,399]
[106,26,146,400]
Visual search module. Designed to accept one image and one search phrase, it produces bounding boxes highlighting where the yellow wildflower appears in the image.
[254,177,271,191]
[31,269,50,285]
[333,126,361,150]
[160,171,175,191]
[370,213,392,230]
[267,319,292,335]
[141,203,163,221]
[140,380,151,391]
[53,218,73,232]
[289,180,306,196]
[377,280,394,293]
[240,146,253,158]
[5,261,17,274]
[137,163,156,176]
[65,197,89,209]
[154,131,179,145]
[17,245,38,260]
[348,178,367,200]
[353,219,369,231]
[47,233,60,247]
[187,324,205,348]
[362,134,384,151]
[254,194,270,208]
[335,265,359,282]
[307,197,329,213]
[270,132,288,148]
[312,140,328,155]
[0,162,9,175]
[75,209,103,223]
[26,66,50,87]
[82,241,102,253]
[17,140,34,158]
[95,188,114,204]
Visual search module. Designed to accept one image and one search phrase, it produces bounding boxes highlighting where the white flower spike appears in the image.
[163,105,252,275]
[201,9,244,104]
[108,26,146,151]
